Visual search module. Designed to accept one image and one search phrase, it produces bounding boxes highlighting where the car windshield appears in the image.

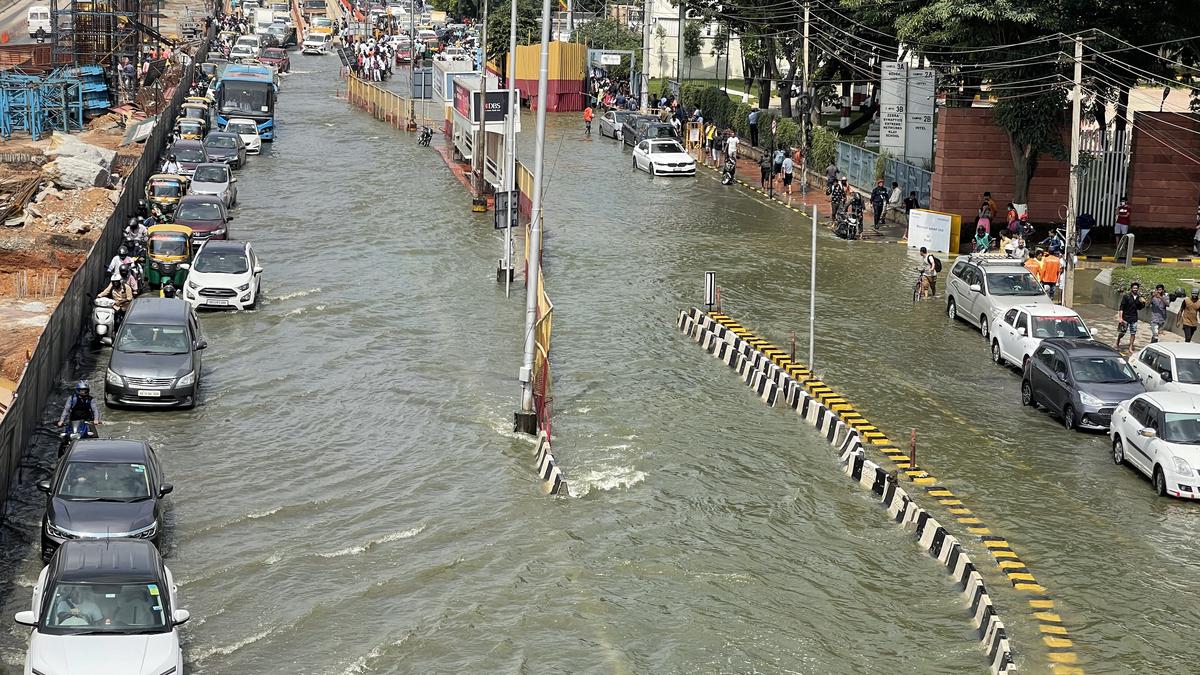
[173,146,205,162]
[58,462,151,500]
[227,123,257,135]
[192,166,228,183]
[42,582,168,633]
[195,249,248,274]
[176,202,223,220]
[986,272,1044,296]
[1070,356,1137,383]
[115,324,190,354]
[1174,358,1200,384]
[205,135,237,149]
[149,234,188,257]
[149,181,181,197]
[1162,412,1200,444]
[1031,316,1089,339]
[651,142,685,154]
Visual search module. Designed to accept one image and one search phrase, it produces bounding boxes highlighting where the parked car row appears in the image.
[595,109,697,177]
[12,41,295,674]
[943,253,1200,499]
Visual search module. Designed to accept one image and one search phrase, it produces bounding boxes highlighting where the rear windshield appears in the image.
[193,166,228,183]
[173,146,206,162]
[1031,316,1088,339]
[205,136,237,149]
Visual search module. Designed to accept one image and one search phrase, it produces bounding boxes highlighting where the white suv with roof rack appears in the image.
[946,254,1052,339]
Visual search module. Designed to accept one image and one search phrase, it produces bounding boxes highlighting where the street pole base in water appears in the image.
[496,264,515,283]
[472,196,488,212]
[514,411,538,435]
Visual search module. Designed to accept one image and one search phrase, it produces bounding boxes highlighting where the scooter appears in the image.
[721,158,736,185]
[93,297,116,346]
[59,419,97,457]
[417,126,433,146]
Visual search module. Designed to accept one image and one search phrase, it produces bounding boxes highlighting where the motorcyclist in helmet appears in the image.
[161,154,182,174]
[97,275,135,325]
[160,278,178,299]
[57,381,100,430]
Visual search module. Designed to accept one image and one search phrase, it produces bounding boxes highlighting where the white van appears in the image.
[27,6,51,39]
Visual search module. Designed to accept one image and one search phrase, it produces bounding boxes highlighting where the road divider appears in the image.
[679,306,1033,674]
[533,430,566,496]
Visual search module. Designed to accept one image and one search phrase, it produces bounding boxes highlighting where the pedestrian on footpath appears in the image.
[885,181,901,222]
[772,145,785,184]
[1150,284,1169,343]
[725,130,739,163]
[901,190,920,240]
[1006,202,1019,235]
[824,162,838,191]
[1183,290,1200,342]
[984,191,998,220]
[748,107,760,147]
[759,152,772,189]
[870,179,888,229]
[1116,282,1146,354]
[1115,196,1132,244]
[919,246,939,296]
[1039,249,1063,299]
[705,121,718,165]
[781,153,795,200]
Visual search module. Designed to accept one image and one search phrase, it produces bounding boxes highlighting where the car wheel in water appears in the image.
[650,164,656,177]
[991,340,1004,366]
[1153,466,1167,496]
[1063,405,1076,431]
[947,298,957,321]
[1021,380,1034,407]
[980,316,989,338]
[1112,436,1125,465]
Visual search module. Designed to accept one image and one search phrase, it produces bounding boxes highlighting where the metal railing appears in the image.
[344,75,440,128]
[835,140,932,206]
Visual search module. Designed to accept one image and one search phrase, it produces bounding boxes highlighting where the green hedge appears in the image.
[677,85,804,151]
[1111,267,1200,296]
[810,125,838,172]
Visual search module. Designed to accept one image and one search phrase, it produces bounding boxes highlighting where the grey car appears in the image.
[1022,338,1146,431]
[599,109,635,140]
[621,115,658,148]
[946,254,1051,340]
[189,163,238,208]
[202,131,247,169]
[104,298,207,409]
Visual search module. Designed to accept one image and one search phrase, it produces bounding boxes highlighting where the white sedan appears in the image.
[990,303,1091,368]
[223,118,262,154]
[1129,342,1200,394]
[183,240,262,310]
[632,138,696,176]
[1111,391,1200,498]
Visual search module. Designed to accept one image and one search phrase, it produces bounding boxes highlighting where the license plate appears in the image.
[207,299,229,306]
[137,390,161,397]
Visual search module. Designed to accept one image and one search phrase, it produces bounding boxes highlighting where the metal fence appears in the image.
[1078,130,1129,229]
[0,38,209,513]
[836,140,932,208]
[344,75,441,128]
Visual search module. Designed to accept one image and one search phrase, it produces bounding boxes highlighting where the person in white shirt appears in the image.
[725,132,739,162]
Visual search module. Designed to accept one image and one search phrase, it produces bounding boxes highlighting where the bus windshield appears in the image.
[219,81,273,115]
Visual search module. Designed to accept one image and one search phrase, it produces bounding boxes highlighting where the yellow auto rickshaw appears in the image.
[144,173,189,214]
[146,224,194,289]
[185,95,213,108]
[175,117,207,140]
[180,102,209,120]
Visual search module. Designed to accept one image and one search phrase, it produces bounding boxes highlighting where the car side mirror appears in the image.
[159,482,174,496]
[1138,427,1157,439]
[253,266,263,275]
[14,610,36,626]
[969,283,982,293]
[194,339,208,350]
[172,609,191,625]
[179,263,190,270]
[1161,371,1173,382]
[231,177,238,183]
[35,480,51,493]
[227,215,235,221]
[1018,326,1027,336]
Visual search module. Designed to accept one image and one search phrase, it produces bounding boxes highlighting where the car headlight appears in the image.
[237,282,251,291]
[176,371,196,387]
[212,227,226,236]
[106,368,123,386]
[188,280,199,290]
[131,521,158,539]
[1078,391,1104,407]
[46,521,72,539]
[1172,456,1193,476]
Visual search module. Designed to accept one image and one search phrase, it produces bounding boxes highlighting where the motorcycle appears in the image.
[721,158,736,185]
[417,126,433,146]
[93,297,117,346]
[59,419,97,457]
[836,212,862,240]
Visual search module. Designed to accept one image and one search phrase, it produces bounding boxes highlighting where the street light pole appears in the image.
[800,1,809,195]
[407,0,416,130]
[1062,34,1084,308]
[500,0,518,295]
[639,0,649,110]
[472,0,489,212]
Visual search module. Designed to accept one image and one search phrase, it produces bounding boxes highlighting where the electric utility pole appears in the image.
[800,1,809,195]
[1063,34,1083,308]
[407,2,416,130]
[473,0,490,212]
[640,0,650,109]
[676,1,684,94]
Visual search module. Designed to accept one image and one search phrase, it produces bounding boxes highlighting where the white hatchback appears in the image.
[1129,343,1200,394]
[632,138,696,176]
[183,240,262,310]
[990,303,1091,369]
[1110,391,1200,498]
[223,118,262,154]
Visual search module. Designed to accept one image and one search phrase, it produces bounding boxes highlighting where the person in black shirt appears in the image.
[1116,282,1146,354]
[870,179,889,228]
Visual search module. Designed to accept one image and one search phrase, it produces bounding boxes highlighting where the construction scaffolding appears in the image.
[0,67,110,140]
[49,0,161,70]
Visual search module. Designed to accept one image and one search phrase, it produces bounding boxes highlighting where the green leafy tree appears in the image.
[573,17,641,79]
[484,0,541,65]
[683,20,701,81]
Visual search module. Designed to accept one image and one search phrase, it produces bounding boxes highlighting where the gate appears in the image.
[1077,130,1130,229]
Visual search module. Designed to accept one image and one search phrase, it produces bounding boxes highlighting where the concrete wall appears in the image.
[1129,112,1200,230]
[930,107,1069,224]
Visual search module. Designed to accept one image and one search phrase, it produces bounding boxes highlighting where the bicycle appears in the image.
[912,266,932,304]
[1056,204,1093,253]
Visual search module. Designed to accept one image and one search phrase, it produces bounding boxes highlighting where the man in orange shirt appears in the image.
[583,106,593,136]
[1039,249,1063,299]
[1024,249,1042,278]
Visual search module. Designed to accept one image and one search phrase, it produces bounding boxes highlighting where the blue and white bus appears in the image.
[214,66,278,140]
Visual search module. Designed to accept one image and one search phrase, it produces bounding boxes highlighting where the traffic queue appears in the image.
[941,252,1200,500]
[16,27,289,674]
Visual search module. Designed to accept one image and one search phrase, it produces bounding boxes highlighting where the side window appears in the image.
[1160,353,1174,376]
[1139,349,1157,368]
[951,261,967,279]
[1145,404,1162,431]
[1015,312,1029,333]
[1053,356,1069,377]
[1036,346,1056,368]
[1004,308,1018,325]
[637,141,648,152]
[1129,399,1148,425]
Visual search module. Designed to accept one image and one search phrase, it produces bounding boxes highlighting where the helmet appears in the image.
[118,245,128,257]
[162,280,177,298]
[119,263,131,277]
[75,381,89,393]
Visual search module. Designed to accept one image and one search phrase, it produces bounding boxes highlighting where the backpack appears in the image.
[930,255,943,273]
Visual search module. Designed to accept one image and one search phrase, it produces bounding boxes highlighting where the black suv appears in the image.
[38,439,172,561]
[1022,338,1146,431]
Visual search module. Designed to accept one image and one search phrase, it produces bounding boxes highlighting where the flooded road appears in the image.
[0,52,1194,674]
